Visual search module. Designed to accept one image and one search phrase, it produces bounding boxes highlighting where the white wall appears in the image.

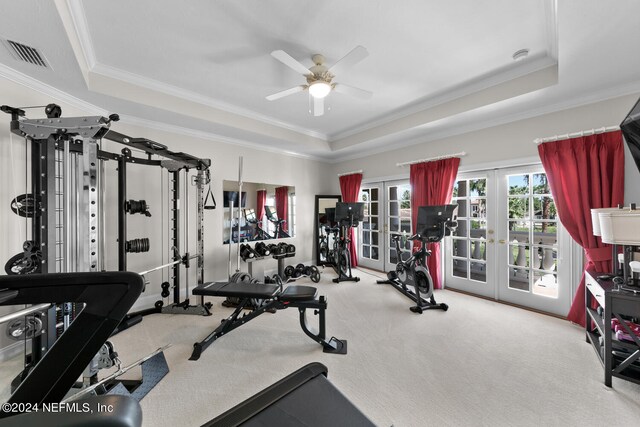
[0,75,330,339]
[329,93,640,204]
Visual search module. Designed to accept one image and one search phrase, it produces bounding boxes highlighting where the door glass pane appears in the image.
[469,179,487,196]
[470,240,485,260]
[532,197,556,220]
[452,238,467,257]
[510,244,529,267]
[371,247,379,260]
[532,174,550,194]
[453,259,468,278]
[455,199,468,217]
[470,261,487,282]
[363,245,370,258]
[371,202,379,216]
[372,232,379,246]
[533,272,558,297]
[509,175,529,195]
[454,220,468,238]
[509,221,529,242]
[371,188,378,200]
[363,231,370,245]
[509,267,530,291]
[508,197,529,219]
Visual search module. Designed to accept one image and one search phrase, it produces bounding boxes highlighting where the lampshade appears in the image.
[309,81,331,99]
[591,207,622,236]
[598,208,640,245]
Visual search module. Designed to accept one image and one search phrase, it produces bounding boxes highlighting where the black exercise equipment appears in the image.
[329,202,364,283]
[243,208,271,240]
[190,280,347,360]
[125,199,152,217]
[10,194,39,217]
[4,240,42,275]
[125,238,150,253]
[0,272,143,414]
[283,263,321,283]
[377,205,457,313]
[203,363,374,427]
[265,205,290,238]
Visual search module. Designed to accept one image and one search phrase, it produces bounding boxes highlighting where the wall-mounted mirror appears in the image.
[223,181,295,243]
[315,195,342,266]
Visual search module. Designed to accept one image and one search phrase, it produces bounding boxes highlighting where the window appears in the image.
[288,193,296,236]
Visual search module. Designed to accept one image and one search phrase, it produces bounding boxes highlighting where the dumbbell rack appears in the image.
[273,252,296,280]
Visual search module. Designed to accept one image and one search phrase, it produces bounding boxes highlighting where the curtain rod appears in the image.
[533,126,620,144]
[337,169,363,177]
[396,152,466,167]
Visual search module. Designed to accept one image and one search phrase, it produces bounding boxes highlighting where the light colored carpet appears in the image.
[4,268,640,426]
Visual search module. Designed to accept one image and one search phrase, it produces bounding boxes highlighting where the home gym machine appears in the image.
[377,205,457,313]
[329,202,364,283]
[1,103,210,389]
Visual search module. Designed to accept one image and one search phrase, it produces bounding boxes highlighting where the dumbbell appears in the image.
[277,242,289,255]
[240,244,255,261]
[284,265,295,278]
[287,244,296,254]
[268,244,279,255]
[294,263,305,278]
[255,242,271,256]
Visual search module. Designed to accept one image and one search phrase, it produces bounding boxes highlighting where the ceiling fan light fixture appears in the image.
[309,81,331,99]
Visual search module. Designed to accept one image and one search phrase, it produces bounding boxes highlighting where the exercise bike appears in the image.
[377,205,457,313]
[265,206,290,238]
[243,208,272,241]
[329,203,363,283]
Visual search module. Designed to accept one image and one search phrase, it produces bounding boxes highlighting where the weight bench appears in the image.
[190,281,347,360]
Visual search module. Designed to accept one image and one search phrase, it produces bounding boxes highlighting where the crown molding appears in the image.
[59,0,328,142]
[327,80,640,164]
[117,114,330,162]
[0,61,107,115]
[0,61,330,163]
[328,53,557,142]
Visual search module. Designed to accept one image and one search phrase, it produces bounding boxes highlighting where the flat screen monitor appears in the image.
[223,191,246,208]
[265,205,278,220]
[335,202,365,224]
[621,95,640,174]
[324,208,336,224]
[417,205,458,237]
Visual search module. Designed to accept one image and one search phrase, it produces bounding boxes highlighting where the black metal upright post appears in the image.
[118,153,127,271]
[172,170,180,304]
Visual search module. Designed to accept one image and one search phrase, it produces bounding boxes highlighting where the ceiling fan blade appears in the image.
[328,45,369,75]
[266,86,305,101]
[271,50,312,75]
[312,96,324,117]
[333,83,373,100]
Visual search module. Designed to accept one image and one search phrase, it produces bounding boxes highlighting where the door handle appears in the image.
[498,239,506,244]
[488,239,495,243]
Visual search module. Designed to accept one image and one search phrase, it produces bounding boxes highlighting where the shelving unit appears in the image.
[585,270,640,387]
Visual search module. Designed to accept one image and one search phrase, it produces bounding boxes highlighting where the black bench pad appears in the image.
[193,281,279,299]
[280,285,317,302]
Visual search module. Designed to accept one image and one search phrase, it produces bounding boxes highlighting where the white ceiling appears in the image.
[0,0,639,161]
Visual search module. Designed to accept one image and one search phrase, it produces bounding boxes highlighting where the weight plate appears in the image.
[310,271,321,283]
[6,316,43,341]
[10,194,39,218]
[5,252,41,275]
[284,266,295,278]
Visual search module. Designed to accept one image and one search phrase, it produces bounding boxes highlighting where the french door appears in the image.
[445,166,573,316]
[359,180,412,272]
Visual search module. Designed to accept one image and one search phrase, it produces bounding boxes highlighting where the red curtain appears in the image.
[275,186,289,232]
[339,173,363,267]
[256,190,266,226]
[538,131,625,326]
[409,158,460,289]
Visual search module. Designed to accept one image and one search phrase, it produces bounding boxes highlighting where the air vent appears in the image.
[3,39,48,68]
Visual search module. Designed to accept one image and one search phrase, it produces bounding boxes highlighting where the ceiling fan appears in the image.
[266,45,373,117]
